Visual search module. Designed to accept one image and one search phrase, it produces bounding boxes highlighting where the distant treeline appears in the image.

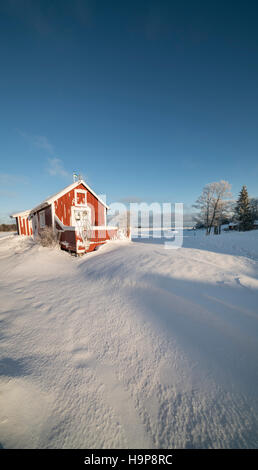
[194,183,258,234]
[0,223,16,232]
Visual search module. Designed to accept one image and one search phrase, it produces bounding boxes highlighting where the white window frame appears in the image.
[71,206,92,226]
[74,189,87,206]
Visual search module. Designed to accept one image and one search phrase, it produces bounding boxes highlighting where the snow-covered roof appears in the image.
[11,209,31,218]
[30,179,109,213]
[11,180,109,218]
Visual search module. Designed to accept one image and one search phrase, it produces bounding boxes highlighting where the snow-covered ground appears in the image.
[0,230,258,448]
[0,231,16,240]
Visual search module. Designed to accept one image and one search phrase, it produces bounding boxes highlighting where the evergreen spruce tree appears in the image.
[235,185,254,231]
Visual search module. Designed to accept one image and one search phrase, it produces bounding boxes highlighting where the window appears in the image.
[74,210,81,221]
[72,207,91,226]
[75,189,87,206]
[39,211,46,228]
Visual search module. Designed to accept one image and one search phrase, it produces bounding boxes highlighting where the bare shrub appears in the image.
[36,227,59,248]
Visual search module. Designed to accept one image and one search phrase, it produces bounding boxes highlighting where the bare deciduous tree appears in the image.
[194,181,232,234]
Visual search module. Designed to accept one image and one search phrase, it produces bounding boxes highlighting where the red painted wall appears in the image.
[55,190,74,226]
[54,182,106,227]
[17,215,32,236]
[87,190,105,226]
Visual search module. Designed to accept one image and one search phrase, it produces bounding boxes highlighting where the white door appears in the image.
[73,208,92,245]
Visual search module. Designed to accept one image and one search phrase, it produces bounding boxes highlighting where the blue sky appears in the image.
[0,0,258,221]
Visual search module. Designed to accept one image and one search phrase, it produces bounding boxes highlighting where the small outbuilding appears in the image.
[11,209,33,236]
[11,179,118,255]
[228,222,239,231]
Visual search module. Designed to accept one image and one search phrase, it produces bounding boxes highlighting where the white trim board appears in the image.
[54,215,76,231]
[74,188,87,206]
[11,209,31,218]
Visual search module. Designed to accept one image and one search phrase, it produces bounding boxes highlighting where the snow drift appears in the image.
[0,230,258,448]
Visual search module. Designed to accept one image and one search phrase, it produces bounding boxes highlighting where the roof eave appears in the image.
[45,179,110,210]
[11,210,31,218]
[12,180,110,217]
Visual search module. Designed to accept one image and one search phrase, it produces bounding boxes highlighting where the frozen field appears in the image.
[0,230,258,448]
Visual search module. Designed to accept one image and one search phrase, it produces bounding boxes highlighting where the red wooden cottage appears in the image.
[11,179,118,255]
[11,209,33,236]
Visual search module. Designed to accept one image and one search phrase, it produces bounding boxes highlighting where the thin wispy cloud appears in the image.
[18,130,55,154]
[0,173,29,185]
[18,129,69,178]
[47,158,68,177]
[33,135,55,154]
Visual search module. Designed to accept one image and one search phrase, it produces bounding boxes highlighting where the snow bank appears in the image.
[0,231,16,240]
[0,231,258,448]
[132,227,258,260]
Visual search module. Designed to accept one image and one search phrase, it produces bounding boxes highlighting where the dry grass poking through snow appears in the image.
[36,227,60,248]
